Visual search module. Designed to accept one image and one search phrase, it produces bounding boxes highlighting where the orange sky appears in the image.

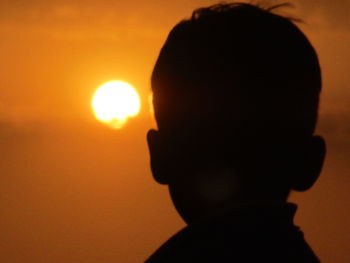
[0,1,349,262]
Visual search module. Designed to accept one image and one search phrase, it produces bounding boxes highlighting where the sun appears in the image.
[91,81,141,129]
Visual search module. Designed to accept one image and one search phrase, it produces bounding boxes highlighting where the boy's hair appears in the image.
[151,2,321,147]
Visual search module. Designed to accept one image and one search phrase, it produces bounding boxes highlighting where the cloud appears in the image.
[293,0,350,28]
[318,111,350,144]
[0,0,170,41]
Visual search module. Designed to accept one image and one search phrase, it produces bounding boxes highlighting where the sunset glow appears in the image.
[91,81,141,129]
[0,1,349,262]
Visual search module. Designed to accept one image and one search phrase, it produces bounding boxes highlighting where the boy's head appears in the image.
[147,3,326,224]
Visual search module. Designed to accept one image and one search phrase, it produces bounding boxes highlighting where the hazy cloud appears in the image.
[291,0,350,28]
[0,0,171,40]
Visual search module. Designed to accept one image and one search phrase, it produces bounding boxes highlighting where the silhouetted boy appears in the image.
[146,3,326,262]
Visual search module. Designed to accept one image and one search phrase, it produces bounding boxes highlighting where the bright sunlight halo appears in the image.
[91,81,141,129]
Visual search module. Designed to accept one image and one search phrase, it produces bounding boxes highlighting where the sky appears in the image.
[0,1,349,262]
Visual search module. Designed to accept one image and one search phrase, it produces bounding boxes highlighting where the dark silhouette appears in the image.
[146,2,326,262]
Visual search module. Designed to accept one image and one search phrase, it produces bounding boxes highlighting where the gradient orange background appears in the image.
[0,1,349,262]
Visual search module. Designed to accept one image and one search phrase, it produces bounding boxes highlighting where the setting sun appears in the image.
[91,81,141,129]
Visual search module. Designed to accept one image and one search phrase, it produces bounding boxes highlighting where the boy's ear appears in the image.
[147,129,169,185]
[292,136,326,191]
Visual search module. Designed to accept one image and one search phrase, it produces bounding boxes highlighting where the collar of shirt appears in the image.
[146,202,298,262]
